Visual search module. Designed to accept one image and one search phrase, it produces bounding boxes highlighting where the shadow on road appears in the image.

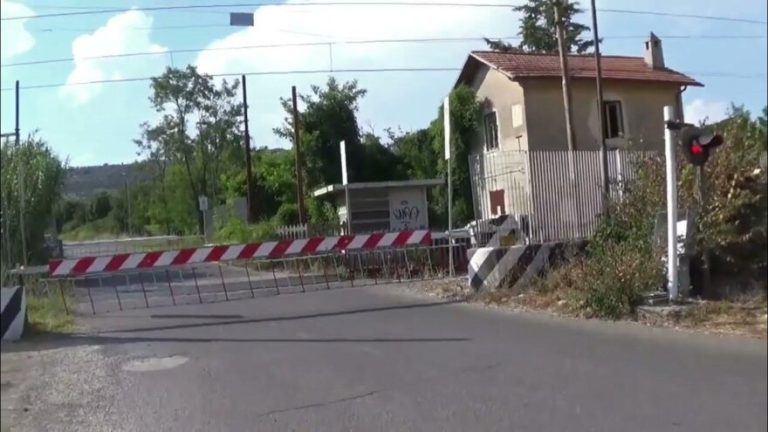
[2,299,466,353]
[149,314,246,319]
[106,299,464,334]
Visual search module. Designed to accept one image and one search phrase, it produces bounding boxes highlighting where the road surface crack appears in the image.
[255,361,504,420]
[256,389,380,419]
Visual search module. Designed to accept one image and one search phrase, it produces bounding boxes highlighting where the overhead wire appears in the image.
[3,33,765,68]
[3,2,766,25]
[1,66,764,92]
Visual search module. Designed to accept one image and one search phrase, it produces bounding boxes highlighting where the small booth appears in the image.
[312,179,443,234]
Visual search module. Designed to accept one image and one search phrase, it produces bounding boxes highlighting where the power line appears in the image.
[598,8,766,25]
[0,67,463,91]
[0,36,518,68]
[3,2,766,25]
[5,2,523,20]
[3,33,765,68]
[1,67,764,92]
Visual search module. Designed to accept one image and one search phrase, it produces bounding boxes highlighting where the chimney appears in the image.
[643,32,664,69]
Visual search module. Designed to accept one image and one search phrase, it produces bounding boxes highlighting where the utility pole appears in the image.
[242,75,256,223]
[590,0,610,213]
[554,0,576,154]
[554,0,581,237]
[291,86,306,225]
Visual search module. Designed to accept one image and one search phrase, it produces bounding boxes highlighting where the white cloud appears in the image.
[0,0,36,60]
[60,10,168,104]
[195,0,520,147]
[685,98,728,125]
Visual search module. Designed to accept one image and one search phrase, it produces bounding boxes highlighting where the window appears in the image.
[484,111,499,150]
[603,100,625,139]
[489,189,506,216]
[511,104,523,128]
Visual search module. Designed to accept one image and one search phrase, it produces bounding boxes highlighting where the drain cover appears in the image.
[122,355,189,372]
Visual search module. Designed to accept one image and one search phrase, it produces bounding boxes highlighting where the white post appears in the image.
[664,106,678,301]
[340,140,351,235]
[444,97,454,277]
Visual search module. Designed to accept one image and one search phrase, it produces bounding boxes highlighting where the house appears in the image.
[454,33,702,241]
[456,33,701,154]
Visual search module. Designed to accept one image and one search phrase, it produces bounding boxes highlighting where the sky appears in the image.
[1,0,766,167]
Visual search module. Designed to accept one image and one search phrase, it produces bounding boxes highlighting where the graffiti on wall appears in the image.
[389,189,427,231]
[392,200,421,229]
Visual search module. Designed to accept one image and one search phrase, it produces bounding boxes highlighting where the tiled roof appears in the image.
[469,51,702,86]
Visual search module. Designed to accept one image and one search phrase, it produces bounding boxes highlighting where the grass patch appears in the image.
[675,292,768,338]
[60,218,119,241]
[25,287,75,335]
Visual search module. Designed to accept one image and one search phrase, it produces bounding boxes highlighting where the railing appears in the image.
[274,223,342,240]
[44,241,468,315]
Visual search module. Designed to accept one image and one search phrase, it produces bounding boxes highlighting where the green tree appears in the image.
[486,0,594,54]
[138,65,244,234]
[275,77,367,190]
[89,192,113,220]
[388,127,438,180]
[0,133,66,270]
[419,85,482,228]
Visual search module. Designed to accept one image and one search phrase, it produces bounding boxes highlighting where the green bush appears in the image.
[215,218,277,243]
[577,242,665,319]
[274,203,300,226]
[306,196,338,225]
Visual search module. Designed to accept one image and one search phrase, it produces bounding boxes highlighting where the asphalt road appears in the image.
[3,283,766,432]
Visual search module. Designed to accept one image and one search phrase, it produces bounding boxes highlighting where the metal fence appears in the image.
[274,223,341,240]
[469,150,656,244]
[42,242,468,315]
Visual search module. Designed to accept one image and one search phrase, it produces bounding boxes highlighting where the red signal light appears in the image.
[691,143,704,155]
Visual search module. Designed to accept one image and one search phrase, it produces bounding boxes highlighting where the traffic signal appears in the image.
[679,126,724,167]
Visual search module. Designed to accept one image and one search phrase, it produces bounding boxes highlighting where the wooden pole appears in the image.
[554,0,581,237]
[590,0,610,213]
[291,86,306,224]
[242,75,256,223]
[554,0,576,154]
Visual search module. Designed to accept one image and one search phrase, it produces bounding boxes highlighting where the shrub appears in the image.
[274,203,300,226]
[215,218,251,243]
[577,242,665,319]
[215,218,277,243]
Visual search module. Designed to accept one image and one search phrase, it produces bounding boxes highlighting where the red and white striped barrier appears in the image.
[48,230,432,277]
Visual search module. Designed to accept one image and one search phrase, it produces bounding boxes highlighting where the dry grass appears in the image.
[674,293,768,338]
[411,268,767,339]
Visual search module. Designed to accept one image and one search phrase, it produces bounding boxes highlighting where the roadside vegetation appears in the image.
[24,280,75,334]
[463,105,767,332]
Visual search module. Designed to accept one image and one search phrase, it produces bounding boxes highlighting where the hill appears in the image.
[64,162,150,199]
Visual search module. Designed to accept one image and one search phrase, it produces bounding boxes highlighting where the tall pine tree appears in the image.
[485,0,594,54]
